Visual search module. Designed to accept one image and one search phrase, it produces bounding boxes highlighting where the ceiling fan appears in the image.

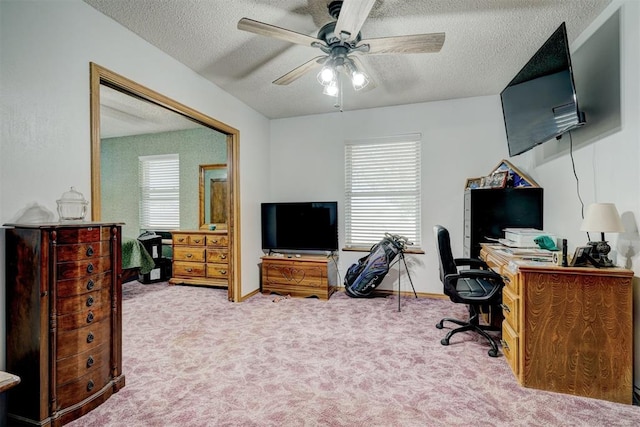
[237,0,445,96]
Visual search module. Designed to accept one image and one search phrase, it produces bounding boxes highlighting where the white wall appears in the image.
[271,0,640,390]
[0,0,270,372]
[516,0,640,388]
[270,95,509,295]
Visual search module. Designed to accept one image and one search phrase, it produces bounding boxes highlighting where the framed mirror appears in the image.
[200,164,228,229]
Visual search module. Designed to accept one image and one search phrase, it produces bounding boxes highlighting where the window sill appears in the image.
[342,246,425,255]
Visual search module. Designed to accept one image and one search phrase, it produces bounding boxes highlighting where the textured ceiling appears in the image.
[84,0,611,120]
[100,85,201,138]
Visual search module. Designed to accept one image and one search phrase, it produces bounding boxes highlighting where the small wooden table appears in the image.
[261,254,337,300]
[0,371,21,393]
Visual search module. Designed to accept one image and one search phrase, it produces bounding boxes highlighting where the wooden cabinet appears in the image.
[169,230,230,291]
[464,188,543,258]
[480,244,633,404]
[4,223,125,426]
[261,255,337,300]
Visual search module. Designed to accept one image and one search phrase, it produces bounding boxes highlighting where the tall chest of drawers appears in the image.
[169,230,230,291]
[4,223,125,426]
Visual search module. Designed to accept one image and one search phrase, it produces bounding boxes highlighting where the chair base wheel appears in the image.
[436,322,443,329]
[488,348,499,357]
[440,338,449,346]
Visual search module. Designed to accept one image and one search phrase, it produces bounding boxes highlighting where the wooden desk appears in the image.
[480,244,633,404]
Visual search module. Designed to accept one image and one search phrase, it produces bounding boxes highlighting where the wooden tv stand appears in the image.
[480,243,633,404]
[261,254,337,300]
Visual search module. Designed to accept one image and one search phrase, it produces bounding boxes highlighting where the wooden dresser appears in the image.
[261,255,337,300]
[169,230,230,290]
[4,223,125,426]
[480,243,633,404]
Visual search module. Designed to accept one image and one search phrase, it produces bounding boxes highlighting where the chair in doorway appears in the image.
[433,225,504,357]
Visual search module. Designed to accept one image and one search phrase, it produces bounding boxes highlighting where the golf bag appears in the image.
[344,233,409,298]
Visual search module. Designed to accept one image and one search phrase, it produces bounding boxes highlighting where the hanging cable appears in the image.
[568,131,589,241]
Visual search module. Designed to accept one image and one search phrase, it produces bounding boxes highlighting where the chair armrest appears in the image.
[455,269,503,282]
[454,257,488,269]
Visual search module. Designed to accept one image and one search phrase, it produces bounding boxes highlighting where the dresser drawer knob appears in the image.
[87,332,94,343]
[193,239,202,243]
[186,268,193,272]
[500,339,510,351]
[219,270,227,275]
[186,253,193,258]
[86,246,94,257]
[86,356,94,368]
[178,238,185,243]
[87,263,94,274]
[87,380,95,392]
[500,303,510,313]
[86,296,94,307]
[500,275,511,283]
[221,254,227,260]
[86,279,95,290]
[211,239,218,244]
[86,311,94,323]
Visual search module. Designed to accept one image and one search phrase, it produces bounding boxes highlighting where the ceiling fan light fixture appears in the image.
[317,66,336,86]
[351,71,369,91]
[323,81,339,97]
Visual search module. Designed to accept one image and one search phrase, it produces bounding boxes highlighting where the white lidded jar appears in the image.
[56,187,88,221]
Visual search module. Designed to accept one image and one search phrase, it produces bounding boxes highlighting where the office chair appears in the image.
[433,225,504,357]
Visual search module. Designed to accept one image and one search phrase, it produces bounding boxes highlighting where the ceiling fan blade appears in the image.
[334,0,376,42]
[273,56,328,85]
[359,33,446,55]
[238,18,324,48]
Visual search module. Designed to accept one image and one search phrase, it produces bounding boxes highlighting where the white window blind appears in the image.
[139,154,180,230]
[345,134,421,248]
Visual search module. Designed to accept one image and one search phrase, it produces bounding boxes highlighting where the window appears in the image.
[139,154,180,230]
[345,134,421,248]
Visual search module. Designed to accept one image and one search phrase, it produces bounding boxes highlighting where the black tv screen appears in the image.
[500,22,585,157]
[261,202,338,252]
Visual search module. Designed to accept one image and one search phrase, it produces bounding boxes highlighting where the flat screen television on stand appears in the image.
[261,202,338,253]
[500,22,586,157]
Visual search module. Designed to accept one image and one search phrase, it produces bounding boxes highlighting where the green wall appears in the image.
[101,128,226,238]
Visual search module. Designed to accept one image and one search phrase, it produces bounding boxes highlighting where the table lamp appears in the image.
[580,203,624,267]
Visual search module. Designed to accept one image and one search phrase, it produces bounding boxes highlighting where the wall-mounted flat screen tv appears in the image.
[261,202,338,252]
[500,22,586,157]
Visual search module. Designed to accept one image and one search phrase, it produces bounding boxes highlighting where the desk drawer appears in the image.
[483,252,503,273]
[206,263,229,279]
[174,247,206,262]
[57,343,110,386]
[206,234,228,247]
[207,249,228,263]
[501,321,519,377]
[173,261,206,277]
[57,241,111,262]
[500,266,520,294]
[56,226,110,244]
[501,287,519,332]
[173,233,206,246]
[57,257,111,280]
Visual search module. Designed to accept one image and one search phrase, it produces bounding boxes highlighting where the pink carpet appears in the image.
[68,281,639,426]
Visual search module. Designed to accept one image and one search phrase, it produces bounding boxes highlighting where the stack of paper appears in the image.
[500,228,556,248]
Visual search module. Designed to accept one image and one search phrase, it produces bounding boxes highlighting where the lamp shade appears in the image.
[580,203,625,233]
